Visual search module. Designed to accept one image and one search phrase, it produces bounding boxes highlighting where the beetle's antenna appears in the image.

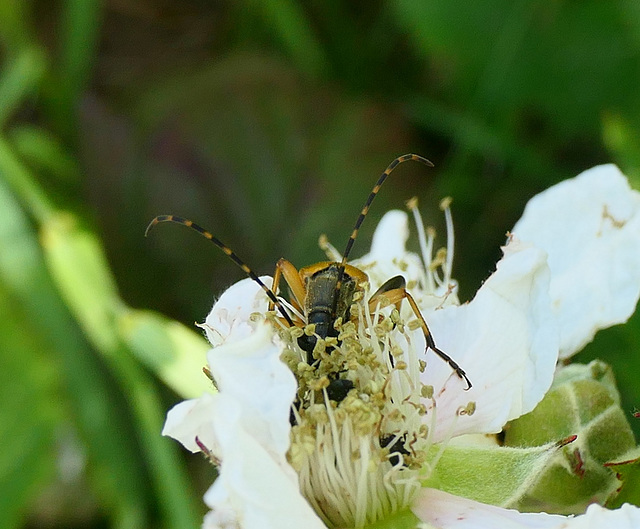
[339,154,433,266]
[333,154,433,315]
[145,215,295,327]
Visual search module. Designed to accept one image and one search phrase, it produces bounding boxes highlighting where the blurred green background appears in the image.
[2,1,640,528]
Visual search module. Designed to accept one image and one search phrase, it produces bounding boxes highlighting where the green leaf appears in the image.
[0,0,34,50]
[0,283,59,529]
[602,113,640,186]
[0,173,150,528]
[241,0,327,78]
[0,46,47,128]
[118,309,212,399]
[9,125,80,184]
[39,209,202,529]
[41,212,122,353]
[44,0,102,139]
[0,136,55,222]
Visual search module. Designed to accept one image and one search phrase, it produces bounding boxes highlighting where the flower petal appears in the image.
[512,164,640,358]
[163,322,296,461]
[353,210,427,290]
[207,322,297,459]
[413,488,564,528]
[369,209,411,259]
[162,393,218,454]
[166,323,322,529]
[420,237,559,440]
[202,394,325,529]
[203,276,272,346]
[412,488,640,529]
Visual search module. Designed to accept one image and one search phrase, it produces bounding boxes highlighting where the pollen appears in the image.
[284,285,441,529]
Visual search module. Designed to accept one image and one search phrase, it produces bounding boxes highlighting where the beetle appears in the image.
[146,154,471,390]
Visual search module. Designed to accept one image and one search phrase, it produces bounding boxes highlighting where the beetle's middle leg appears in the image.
[369,275,472,390]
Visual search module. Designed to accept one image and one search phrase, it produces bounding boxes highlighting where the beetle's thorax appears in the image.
[304,263,360,339]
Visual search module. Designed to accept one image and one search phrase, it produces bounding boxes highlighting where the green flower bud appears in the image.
[503,360,637,514]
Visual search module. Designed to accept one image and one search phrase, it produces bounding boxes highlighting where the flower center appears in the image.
[277,286,441,528]
[264,201,470,528]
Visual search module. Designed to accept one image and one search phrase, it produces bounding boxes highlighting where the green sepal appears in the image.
[362,508,421,529]
[605,451,640,508]
[422,437,572,508]
[503,360,637,513]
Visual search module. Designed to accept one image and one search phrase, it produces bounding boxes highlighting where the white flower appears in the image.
[164,321,325,529]
[353,208,558,440]
[163,164,640,528]
[512,164,640,358]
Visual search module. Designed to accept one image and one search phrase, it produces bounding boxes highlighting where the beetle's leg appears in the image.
[369,275,407,312]
[368,276,471,390]
[270,258,306,314]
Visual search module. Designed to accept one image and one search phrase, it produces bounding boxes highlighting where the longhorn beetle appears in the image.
[146,154,471,390]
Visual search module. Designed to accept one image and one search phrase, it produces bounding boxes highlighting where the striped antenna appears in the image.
[332,154,433,317]
[339,154,433,266]
[145,215,295,327]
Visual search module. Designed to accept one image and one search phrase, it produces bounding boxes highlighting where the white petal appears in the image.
[207,322,297,459]
[163,323,296,462]
[566,503,640,528]
[420,237,559,440]
[203,394,325,529]
[512,164,640,358]
[166,324,321,529]
[353,210,426,290]
[412,488,640,529]
[203,276,272,346]
[413,488,564,528]
[162,393,218,454]
[369,209,411,258]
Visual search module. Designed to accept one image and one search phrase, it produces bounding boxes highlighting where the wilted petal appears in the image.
[512,164,640,358]
[412,488,640,529]
[203,276,272,346]
[421,237,559,440]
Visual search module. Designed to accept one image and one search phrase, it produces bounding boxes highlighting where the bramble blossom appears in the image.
[164,164,640,529]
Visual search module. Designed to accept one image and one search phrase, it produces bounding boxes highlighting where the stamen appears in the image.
[319,234,343,262]
[440,197,455,284]
[277,296,305,322]
[430,248,447,287]
[284,205,467,527]
[407,197,435,292]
